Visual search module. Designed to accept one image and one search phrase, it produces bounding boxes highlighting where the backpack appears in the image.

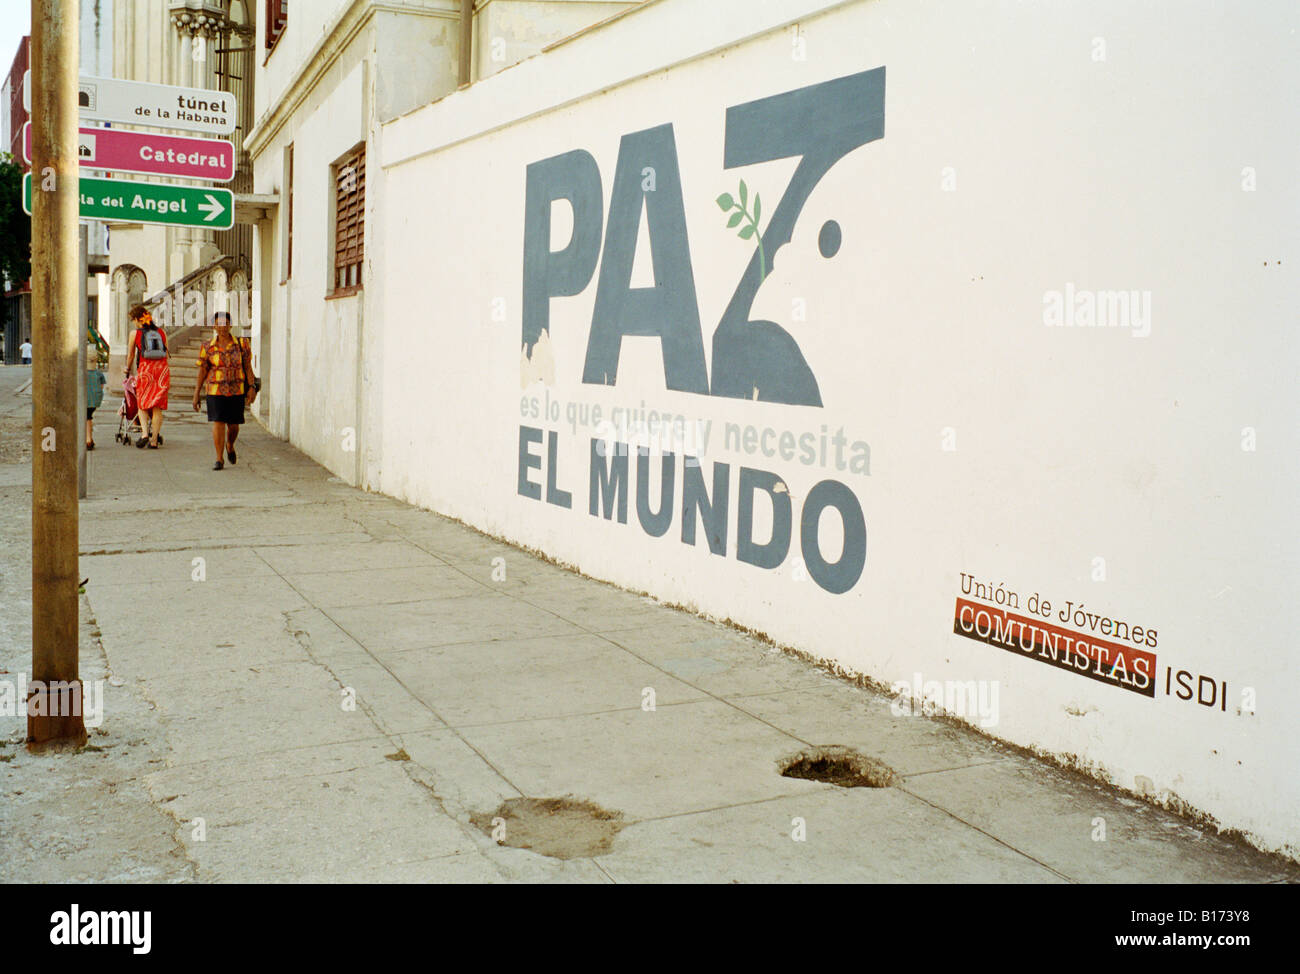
[141,327,167,360]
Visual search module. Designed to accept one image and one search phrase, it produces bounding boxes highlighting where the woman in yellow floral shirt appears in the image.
[192,311,257,470]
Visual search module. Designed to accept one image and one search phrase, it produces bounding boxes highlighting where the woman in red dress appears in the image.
[123,304,170,448]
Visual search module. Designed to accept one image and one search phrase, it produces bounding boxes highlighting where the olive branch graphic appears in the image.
[716,179,767,281]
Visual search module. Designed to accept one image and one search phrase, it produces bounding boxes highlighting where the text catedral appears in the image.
[138,145,228,169]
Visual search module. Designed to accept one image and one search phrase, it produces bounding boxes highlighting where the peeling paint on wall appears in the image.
[520,328,556,387]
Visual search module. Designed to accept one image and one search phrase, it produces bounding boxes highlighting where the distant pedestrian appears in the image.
[123,305,170,449]
[86,359,106,450]
[193,311,257,471]
[19,340,32,365]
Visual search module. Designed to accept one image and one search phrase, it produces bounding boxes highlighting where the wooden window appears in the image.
[265,0,288,52]
[331,146,365,296]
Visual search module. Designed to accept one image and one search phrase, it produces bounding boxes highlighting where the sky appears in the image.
[0,3,31,75]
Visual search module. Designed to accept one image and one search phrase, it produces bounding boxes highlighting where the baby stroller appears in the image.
[114,375,144,445]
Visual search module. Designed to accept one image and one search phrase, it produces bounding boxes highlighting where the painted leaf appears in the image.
[738,224,756,240]
[753,193,761,226]
[716,193,734,211]
[739,180,748,208]
[727,211,743,228]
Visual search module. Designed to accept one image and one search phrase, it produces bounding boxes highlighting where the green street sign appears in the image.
[23,173,234,230]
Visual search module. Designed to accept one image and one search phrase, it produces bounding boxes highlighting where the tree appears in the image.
[0,152,32,289]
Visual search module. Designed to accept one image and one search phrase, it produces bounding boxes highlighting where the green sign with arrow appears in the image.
[23,173,234,230]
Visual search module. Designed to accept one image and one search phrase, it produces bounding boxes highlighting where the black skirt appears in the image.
[206,394,246,425]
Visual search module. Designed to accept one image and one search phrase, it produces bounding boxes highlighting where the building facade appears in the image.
[3,1,114,364]
[245,0,1299,861]
[2,36,30,162]
[244,0,640,470]
[2,36,32,363]
[106,0,256,382]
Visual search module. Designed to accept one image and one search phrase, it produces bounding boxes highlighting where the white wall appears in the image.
[252,0,460,121]
[474,0,640,80]
[81,0,113,77]
[376,0,1300,859]
[373,8,459,122]
[252,1,540,479]
[253,44,370,475]
[253,0,358,123]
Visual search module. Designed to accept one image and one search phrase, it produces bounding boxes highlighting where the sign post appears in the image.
[77,224,87,500]
[29,0,87,746]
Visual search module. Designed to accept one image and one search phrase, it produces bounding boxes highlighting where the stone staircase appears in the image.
[131,252,251,408]
[166,325,208,404]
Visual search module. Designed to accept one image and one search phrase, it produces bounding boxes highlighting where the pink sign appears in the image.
[23,122,234,182]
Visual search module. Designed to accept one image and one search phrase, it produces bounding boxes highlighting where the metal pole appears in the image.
[29,0,86,746]
[77,224,87,499]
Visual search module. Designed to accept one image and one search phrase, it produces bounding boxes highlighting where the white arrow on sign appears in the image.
[23,70,236,135]
[198,194,226,223]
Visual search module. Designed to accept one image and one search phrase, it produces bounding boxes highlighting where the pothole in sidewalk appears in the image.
[471,796,626,860]
[779,746,897,788]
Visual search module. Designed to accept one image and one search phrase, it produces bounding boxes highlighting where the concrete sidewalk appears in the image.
[1,377,1296,882]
